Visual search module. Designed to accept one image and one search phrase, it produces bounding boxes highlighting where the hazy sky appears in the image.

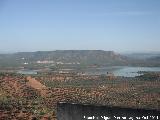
[0,0,160,53]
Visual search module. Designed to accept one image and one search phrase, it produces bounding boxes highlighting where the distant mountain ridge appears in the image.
[123,52,160,67]
[124,53,160,60]
[148,56,160,61]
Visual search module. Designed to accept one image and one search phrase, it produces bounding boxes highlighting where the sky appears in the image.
[0,0,160,53]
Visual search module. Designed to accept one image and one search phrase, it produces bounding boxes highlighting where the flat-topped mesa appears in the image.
[0,50,128,67]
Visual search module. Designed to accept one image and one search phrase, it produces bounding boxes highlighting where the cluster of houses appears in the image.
[36,60,80,65]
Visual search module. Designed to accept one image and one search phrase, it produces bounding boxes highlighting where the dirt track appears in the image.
[26,76,48,96]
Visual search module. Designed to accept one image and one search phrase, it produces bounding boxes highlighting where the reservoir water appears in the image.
[17,70,37,75]
[17,66,160,77]
[84,66,160,77]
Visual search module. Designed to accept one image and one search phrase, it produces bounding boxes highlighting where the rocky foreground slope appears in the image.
[0,73,160,120]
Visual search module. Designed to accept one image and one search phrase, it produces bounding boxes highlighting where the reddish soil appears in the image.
[26,76,47,97]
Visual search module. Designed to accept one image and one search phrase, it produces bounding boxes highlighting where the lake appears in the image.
[84,66,160,77]
[17,66,160,77]
[17,70,37,75]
